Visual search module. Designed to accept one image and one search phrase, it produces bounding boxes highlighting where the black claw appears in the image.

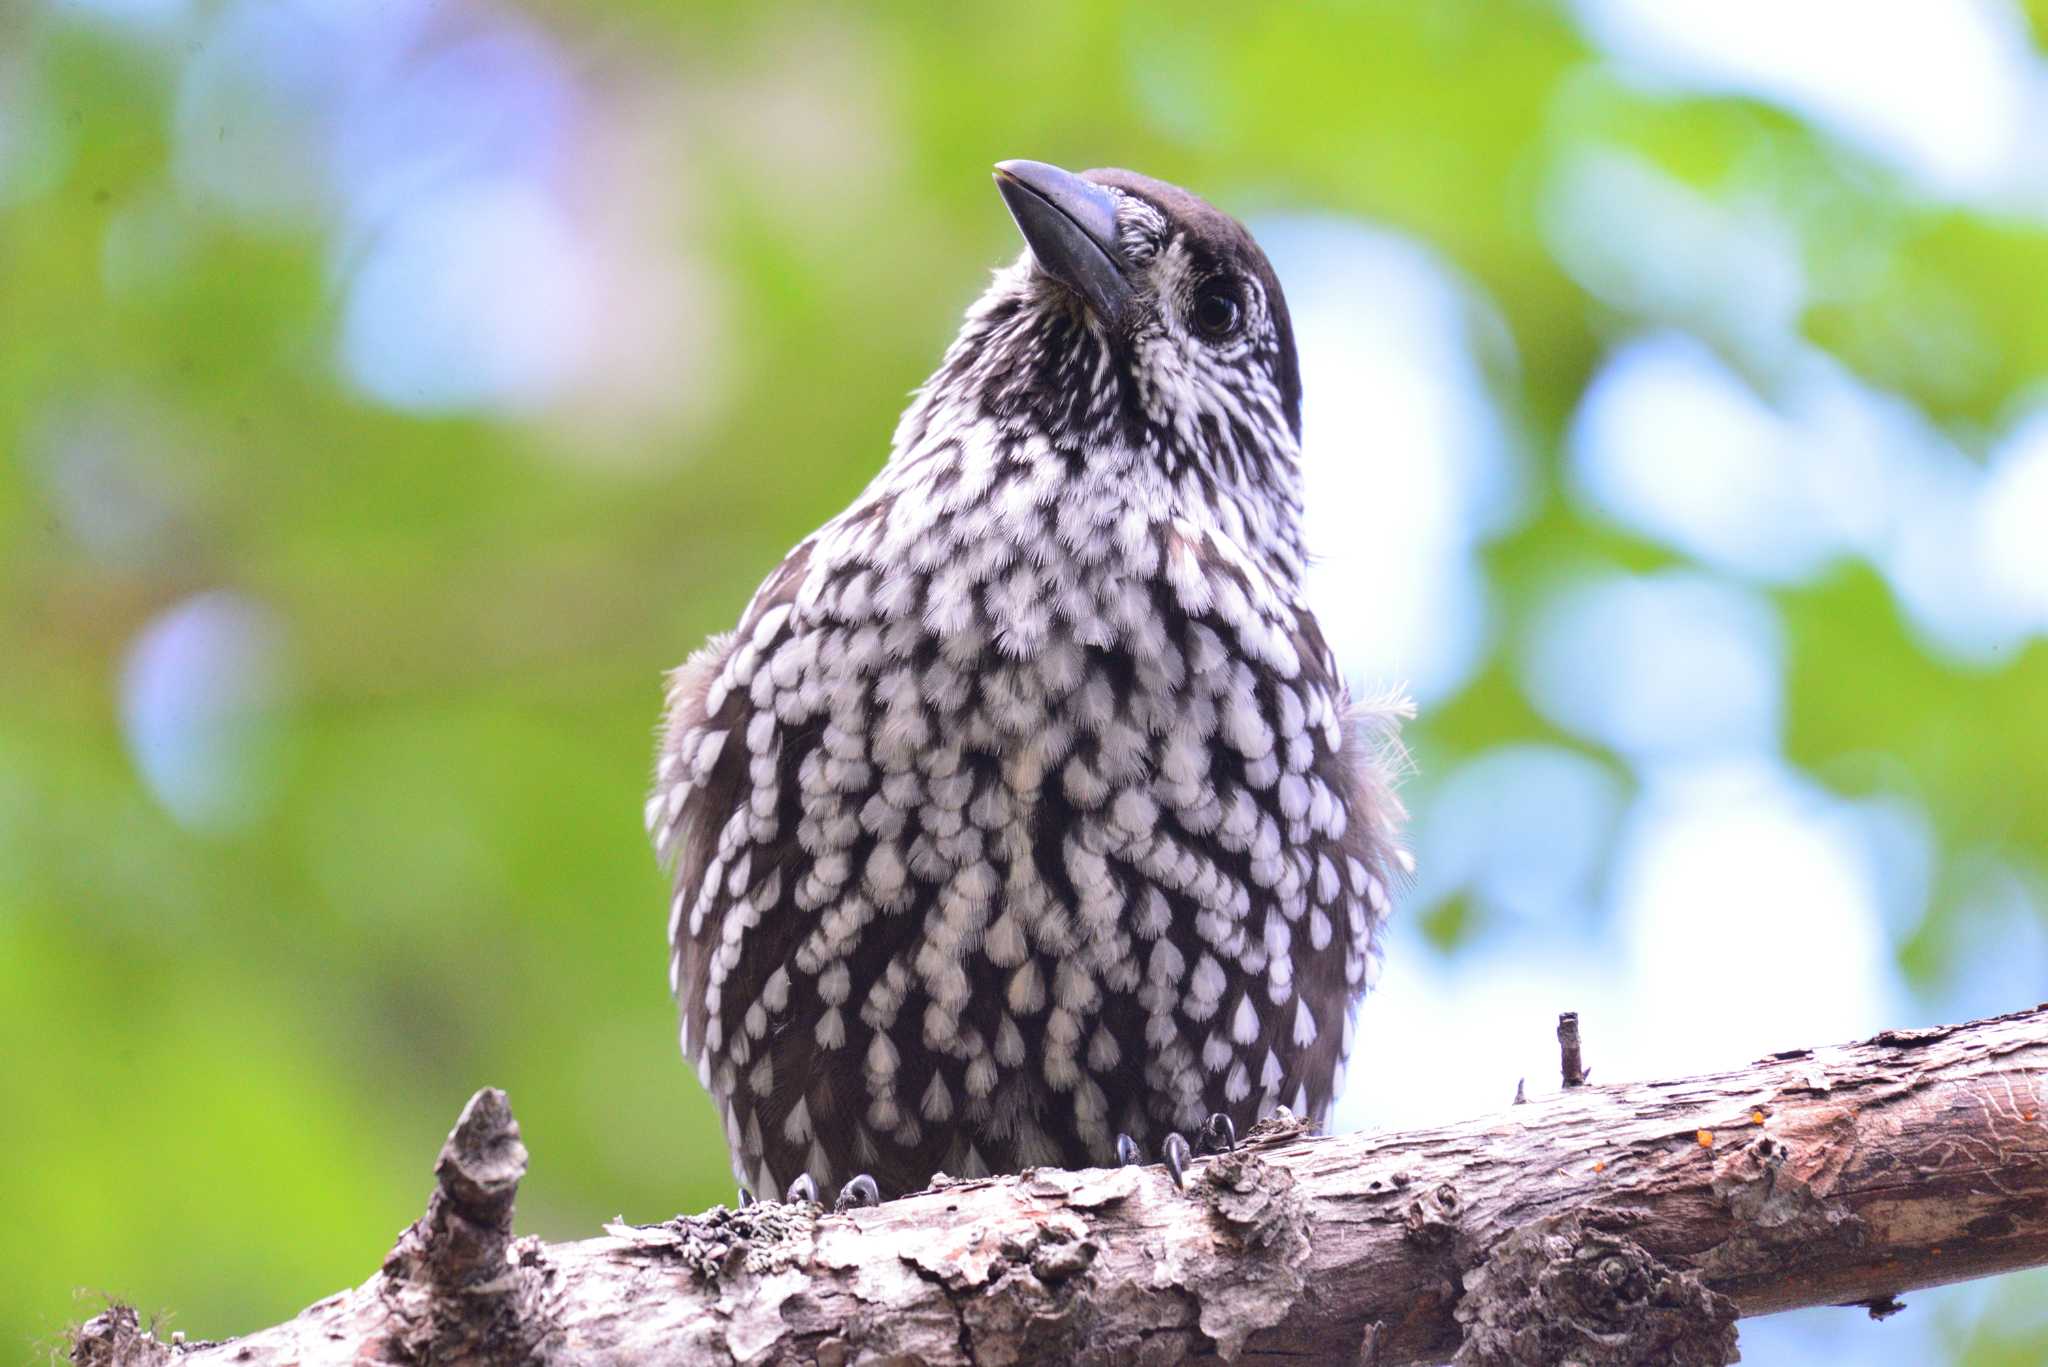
[1116,1133,1143,1167]
[1196,1111,1237,1155]
[785,1173,819,1205]
[1163,1131,1192,1189]
[835,1173,880,1211]
[737,1186,755,1208]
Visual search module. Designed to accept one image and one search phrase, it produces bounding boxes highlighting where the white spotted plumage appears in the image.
[651,165,1409,1202]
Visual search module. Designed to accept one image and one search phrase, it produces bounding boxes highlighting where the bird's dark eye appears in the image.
[1192,285,1242,341]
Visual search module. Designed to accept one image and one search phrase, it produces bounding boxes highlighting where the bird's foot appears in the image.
[834,1173,880,1212]
[1162,1132,1193,1188]
[737,1186,755,1208]
[1115,1133,1144,1167]
[1196,1111,1237,1155]
[1158,1112,1238,1190]
[784,1173,819,1205]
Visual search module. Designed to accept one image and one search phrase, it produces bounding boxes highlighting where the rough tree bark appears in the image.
[72,1004,2048,1366]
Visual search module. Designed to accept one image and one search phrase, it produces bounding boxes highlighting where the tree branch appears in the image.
[72,1004,2048,1365]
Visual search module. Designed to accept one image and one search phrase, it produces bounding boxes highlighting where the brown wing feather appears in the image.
[651,541,814,1069]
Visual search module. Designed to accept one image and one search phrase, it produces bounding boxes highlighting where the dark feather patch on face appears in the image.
[1081,168,1303,439]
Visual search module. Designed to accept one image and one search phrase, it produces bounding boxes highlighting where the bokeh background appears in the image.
[4,0,2047,1361]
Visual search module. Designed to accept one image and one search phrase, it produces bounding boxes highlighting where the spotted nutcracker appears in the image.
[649,160,1409,1209]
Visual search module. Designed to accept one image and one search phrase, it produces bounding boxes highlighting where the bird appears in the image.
[648,159,1409,1209]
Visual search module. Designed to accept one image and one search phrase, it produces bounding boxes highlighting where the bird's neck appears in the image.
[883,307,1310,591]
[855,408,1310,603]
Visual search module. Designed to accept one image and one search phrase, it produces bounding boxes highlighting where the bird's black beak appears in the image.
[993,159,1135,327]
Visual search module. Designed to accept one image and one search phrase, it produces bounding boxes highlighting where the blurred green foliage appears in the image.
[3,1,2045,1360]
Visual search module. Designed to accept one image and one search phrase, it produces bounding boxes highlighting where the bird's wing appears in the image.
[1287,602,1412,1116]
[648,540,814,1068]
[1154,519,1411,1128]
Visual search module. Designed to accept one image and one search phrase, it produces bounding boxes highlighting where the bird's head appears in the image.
[905,161,1303,497]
